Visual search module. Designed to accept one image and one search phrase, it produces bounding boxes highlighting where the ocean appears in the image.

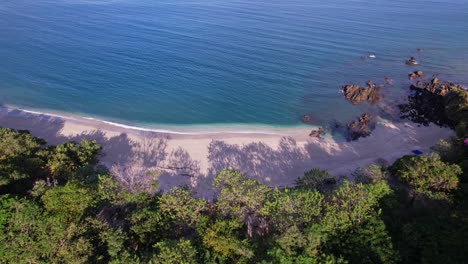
[1,0,467,129]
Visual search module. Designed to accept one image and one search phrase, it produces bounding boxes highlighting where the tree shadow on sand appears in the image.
[206,137,310,187]
[0,108,199,191]
[1,107,436,197]
[203,121,424,195]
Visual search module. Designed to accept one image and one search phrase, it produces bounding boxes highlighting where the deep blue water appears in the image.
[1,0,467,127]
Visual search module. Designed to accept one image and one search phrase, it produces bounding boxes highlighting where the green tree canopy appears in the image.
[390,153,461,200]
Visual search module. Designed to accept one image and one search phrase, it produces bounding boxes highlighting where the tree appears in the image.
[153,239,198,264]
[352,165,386,184]
[213,169,270,238]
[202,219,254,262]
[46,140,101,180]
[295,168,336,191]
[41,182,96,221]
[325,215,398,264]
[262,188,323,232]
[0,128,46,186]
[390,153,461,201]
[0,195,94,263]
[159,188,206,237]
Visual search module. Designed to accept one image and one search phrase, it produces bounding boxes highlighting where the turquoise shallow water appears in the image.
[0,0,467,127]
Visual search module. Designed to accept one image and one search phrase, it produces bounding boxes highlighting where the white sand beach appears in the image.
[0,106,453,198]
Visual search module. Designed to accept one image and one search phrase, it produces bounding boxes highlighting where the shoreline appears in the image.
[0,105,454,198]
[5,104,314,136]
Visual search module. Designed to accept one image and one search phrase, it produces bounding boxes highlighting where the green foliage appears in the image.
[390,153,461,200]
[129,200,164,248]
[41,182,96,221]
[203,219,254,262]
[213,169,270,217]
[325,215,398,264]
[432,138,467,164]
[213,169,270,238]
[0,127,467,263]
[352,164,386,184]
[153,239,198,264]
[46,140,101,180]
[295,168,336,191]
[322,181,391,232]
[445,88,468,134]
[159,188,206,236]
[399,210,468,264]
[262,188,323,232]
[0,195,94,263]
[0,128,46,186]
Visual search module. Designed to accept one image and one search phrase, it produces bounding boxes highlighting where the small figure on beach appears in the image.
[406,57,419,66]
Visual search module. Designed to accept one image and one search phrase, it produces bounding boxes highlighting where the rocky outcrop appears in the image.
[399,78,468,127]
[346,113,375,141]
[341,81,382,105]
[408,70,425,80]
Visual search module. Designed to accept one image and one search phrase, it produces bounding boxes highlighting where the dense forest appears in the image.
[0,87,467,263]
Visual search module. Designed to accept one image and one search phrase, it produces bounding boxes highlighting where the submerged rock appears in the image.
[301,114,312,123]
[408,70,425,80]
[341,81,382,105]
[346,113,375,141]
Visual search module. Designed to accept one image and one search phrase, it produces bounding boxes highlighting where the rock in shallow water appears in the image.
[341,81,382,105]
[346,113,375,141]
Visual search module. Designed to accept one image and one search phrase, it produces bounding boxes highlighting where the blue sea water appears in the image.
[0,0,467,127]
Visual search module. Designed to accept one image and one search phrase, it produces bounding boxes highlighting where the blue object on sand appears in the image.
[412,150,423,155]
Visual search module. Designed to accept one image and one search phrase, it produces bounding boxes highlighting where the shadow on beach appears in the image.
[0,107,197,192]
[0,106,450,199]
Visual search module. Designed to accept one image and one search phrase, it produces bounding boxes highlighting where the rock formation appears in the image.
[309,127,325,138]
[399,78,468,128]
[341,81,382,105]
[346,113,375,141]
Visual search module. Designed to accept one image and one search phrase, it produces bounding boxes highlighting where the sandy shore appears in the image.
[0,106,453,198]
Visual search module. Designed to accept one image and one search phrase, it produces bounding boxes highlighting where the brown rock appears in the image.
[341,82,382,105]
[309,127,325,138]
[398,78,467,127]
[301,115,312,123]
[346,113,375,141]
